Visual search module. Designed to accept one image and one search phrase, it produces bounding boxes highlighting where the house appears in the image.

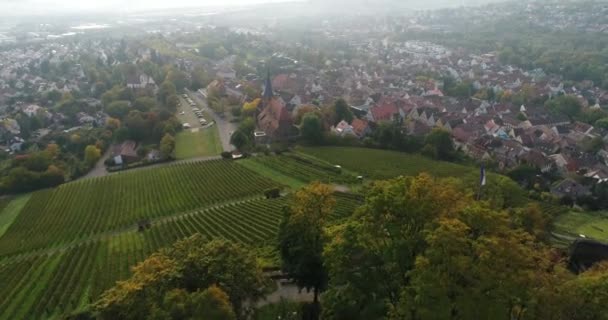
[351,118,371,138]
[331,120,356,137]
[23,104,42,117]
[216,67,236,80]
[126,74,157,90]
[369,102,399,123]
[112,140,139,165]
[551,179,591,199]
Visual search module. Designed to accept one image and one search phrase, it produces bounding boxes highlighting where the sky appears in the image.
[0,0,295,15]
[0,0,503,16]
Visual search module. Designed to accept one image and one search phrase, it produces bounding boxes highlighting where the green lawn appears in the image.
[0,195,31,238]
[175,128,222,159]
[298,146,477,179]
[553,211,608,242]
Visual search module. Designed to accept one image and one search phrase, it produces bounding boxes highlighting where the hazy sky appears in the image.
[0,0,294,15]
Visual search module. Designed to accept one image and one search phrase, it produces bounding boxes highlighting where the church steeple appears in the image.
[262,70,273,101]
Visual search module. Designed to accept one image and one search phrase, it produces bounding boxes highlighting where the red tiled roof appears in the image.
[371,103,398,122]
[351,118,369,136]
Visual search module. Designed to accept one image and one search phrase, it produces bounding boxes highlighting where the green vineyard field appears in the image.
[247,153,358,184]
[0,193,361,319]
[0,159,280,257]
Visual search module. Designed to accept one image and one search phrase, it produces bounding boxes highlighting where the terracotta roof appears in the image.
[351,118,369,136]
[370,103,398,122]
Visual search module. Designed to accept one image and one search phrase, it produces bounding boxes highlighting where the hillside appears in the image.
[0,156,362,319]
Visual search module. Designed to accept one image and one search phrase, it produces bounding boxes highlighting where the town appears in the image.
[0,0,607,204]
[1,0,608,319]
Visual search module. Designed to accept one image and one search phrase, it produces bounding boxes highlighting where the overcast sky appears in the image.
[0,0,295,15]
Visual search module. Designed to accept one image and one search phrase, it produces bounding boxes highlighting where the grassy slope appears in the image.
[0,195,31,238]
[553,211,608,242]
[175,128,222,159]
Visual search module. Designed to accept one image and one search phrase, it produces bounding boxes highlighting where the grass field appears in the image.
[175,128,222,159]
[553,211,608,242]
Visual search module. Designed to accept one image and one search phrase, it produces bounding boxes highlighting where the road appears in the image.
[186,89,236,152]
[81,148,111,179]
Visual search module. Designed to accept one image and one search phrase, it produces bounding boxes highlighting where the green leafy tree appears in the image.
[158,81,177,105]
[84,145,102,167]
[165,95,180,113]
[159,133,175,159]
[545,95,582,120]
[279,183,335,304]
[333,99,353,125]
[230,130,249,151]
[322,174,562,320]
[133,97,158,112]
[300,113,324,145]
[423,128,455,160]
[95,235,267,320]
[106,100,131,119]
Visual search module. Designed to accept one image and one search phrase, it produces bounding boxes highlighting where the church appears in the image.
[256,72,297,141]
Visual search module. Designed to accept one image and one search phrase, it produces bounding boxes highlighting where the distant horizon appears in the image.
[0,0,508,18]
[0,0,306,17]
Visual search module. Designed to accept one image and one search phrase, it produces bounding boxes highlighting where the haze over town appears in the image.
[1,0,608,319]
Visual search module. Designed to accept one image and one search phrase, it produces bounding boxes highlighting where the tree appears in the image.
[545,95,582,120]
[106,117,121,131]
[322,174,563,320]
[158,81,177,105]
[242,99,260,116]
[550,262,608,319]
[332,99,353,125]
[95,235,267,320]
[423,128,455,160]
[106,100,131,119]
[165,94,180,113]
[294,105,320,125]
[159,133,175,159]
[230,130,249,151]
[189,286,236,320]
[300,113,324,145]
[596,117,608,129]
[84,145,102,167]
[133,97,157,112]
[165,70,188,92]
[279,183,335,305]
[45,144,60,159]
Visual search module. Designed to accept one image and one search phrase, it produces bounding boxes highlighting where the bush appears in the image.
[221,151,232,159]
[264,188,281,199]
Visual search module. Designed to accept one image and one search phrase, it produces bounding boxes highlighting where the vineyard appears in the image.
[299,146,477,179]
[0,193,362,319]
[245,153,358,185]
[0,159,280,257]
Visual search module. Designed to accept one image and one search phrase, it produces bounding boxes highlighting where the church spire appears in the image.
[262,69,273,101]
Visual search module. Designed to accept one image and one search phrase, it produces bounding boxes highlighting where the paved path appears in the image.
[81,148,111,179]
[187,89,236,152]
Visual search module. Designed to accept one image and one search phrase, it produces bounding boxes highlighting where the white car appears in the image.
[180,111,185,115]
